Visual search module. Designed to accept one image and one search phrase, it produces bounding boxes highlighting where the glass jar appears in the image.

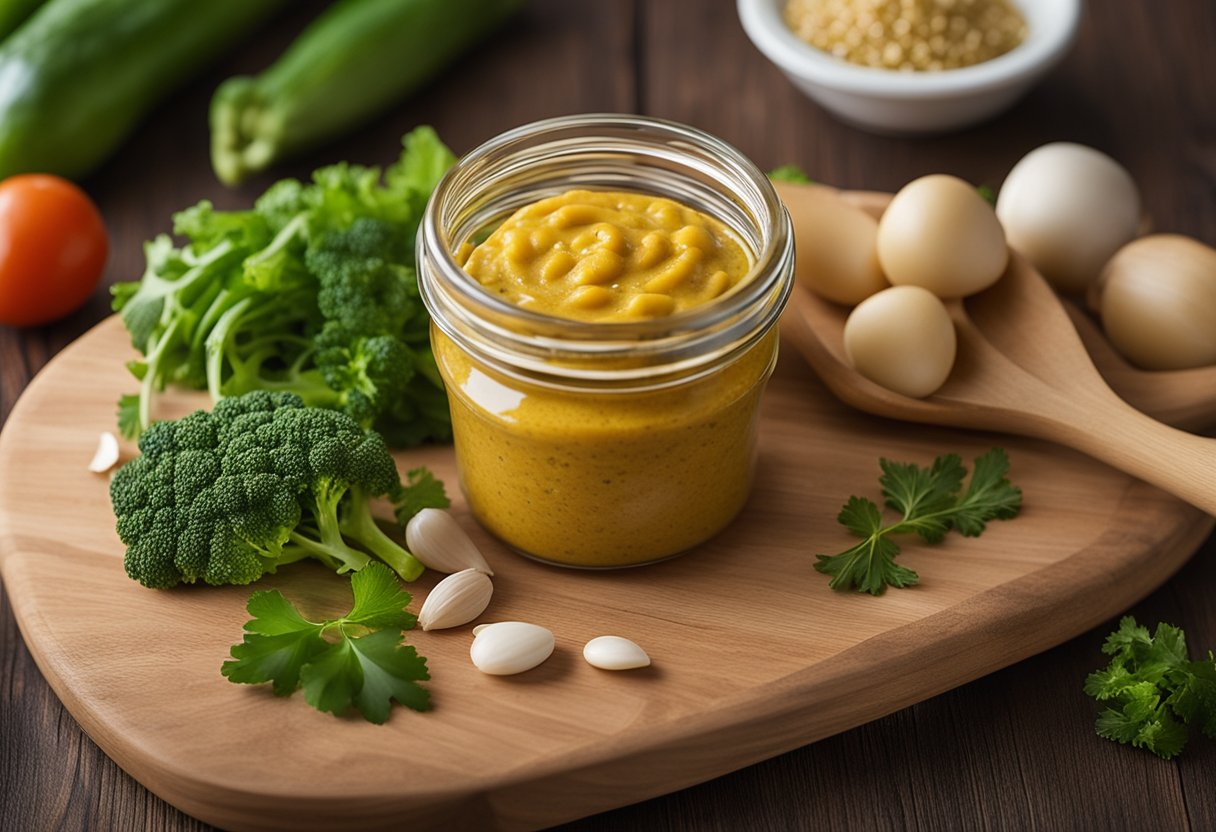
[417,114,794,568]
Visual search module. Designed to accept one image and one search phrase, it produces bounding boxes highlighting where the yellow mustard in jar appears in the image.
[417,115,794,568]
[459,190,751,322]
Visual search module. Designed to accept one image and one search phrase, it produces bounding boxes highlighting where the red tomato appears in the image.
[0,174,108,327]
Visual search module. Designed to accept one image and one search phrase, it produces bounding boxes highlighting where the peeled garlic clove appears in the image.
[88,432,120,473]
[470,622,554,675]
[583,636,651,671]
[1098,234,1216,370]
[417,569,493,631]
[406,508,494,575]
[472,624,491,636]
[843,285,956,398]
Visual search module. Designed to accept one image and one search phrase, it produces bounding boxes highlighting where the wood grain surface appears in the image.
[3,307,1211,829]
[2,0,1215,830]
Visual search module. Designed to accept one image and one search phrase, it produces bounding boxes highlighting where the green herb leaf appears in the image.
[116,394,142,440]
[223,562,430,721]
[768,164,813,184]
[1167,657,1216,739]
[393,465,450,525]
[301,638,362,716]
[1085,617,1216,758]
[346,561,418,631]
[815,534,917,595]
[221,591,329,696]
[948,448,1022,537]
[815,449,1022,594]
[880,454,965,543]
[349,629,431,723]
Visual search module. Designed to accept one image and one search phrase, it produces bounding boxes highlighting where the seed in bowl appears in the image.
[784,0,1027,71]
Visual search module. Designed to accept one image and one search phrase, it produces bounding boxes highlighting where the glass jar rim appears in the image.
[417,113,794,386]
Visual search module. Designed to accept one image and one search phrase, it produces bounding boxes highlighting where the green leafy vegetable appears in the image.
[112,126,455,446]
[222,562,430,723]
[110,390,448,588]
[394,466,451,525]
[815,449,1022,594]
[769,164,813,184]
[976,184,997,205]
[1084,616,1216,759]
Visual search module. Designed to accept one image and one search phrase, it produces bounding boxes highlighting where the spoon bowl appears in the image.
[1062,301,1216,432]
[777,186,1216,515]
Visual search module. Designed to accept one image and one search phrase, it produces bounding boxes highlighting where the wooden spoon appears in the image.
[1061,301,1216,432]
[777,186,1216,516]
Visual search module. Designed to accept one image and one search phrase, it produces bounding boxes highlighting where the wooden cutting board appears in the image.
[0,314,1209,832]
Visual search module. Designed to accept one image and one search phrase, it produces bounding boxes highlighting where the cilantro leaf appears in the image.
[815,449,1022,594]
[768,164,812,184]
[221,590,329,694]
[222,629,330,696]
[242,589,322,635]
[837,495,884,539]
[1085,617,1216,758]
[301,638,363,717]
[950,449,1022,537]
[815,535,917,595]
[1168,657,1216,739]
[346,561,418,631]
[349,629,431,723]
[1095,701,1189,760]
[393,466,450,525]
[223,562,430,722]
[880,454,965,543]
[117,394,142,440]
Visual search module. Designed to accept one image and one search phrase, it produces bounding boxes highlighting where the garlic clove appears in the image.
[88,432,120,473]
[406,508,494,575]
[582,636,651,671]
[469,621,554,675]
[472,624,491,636]
[417,569,493,631]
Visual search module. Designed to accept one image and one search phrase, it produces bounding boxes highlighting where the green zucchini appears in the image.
[210,0,522,185]
[0,0,288,180]
[0,0,48,43]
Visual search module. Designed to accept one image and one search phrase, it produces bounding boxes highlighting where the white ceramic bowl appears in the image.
[738,0,1081,134]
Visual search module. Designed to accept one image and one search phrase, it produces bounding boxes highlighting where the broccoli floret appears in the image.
[111,392,425,588]
[305,220,447,443]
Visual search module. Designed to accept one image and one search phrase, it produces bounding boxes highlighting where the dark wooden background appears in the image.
[3,1,1215,829]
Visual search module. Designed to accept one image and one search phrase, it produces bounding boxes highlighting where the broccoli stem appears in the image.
[339,489,425,582]
[292,479,374,576]
[285,528,371,575]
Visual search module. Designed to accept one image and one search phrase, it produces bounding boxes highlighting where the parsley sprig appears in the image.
[768,164,813,184]
[1084,617,1216,759]
[394,466,450,525]
[222,562,430,723]
[815,449,1022,595]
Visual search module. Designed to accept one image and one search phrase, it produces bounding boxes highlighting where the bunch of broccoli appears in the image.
[110,391,448,589]
[112,127,455,447]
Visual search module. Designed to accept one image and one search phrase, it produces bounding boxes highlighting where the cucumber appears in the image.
[0,0,288,180]
[0,0,47,43]
[210,0,522,185]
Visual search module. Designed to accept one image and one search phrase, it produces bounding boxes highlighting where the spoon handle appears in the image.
[1053,403,1216,516]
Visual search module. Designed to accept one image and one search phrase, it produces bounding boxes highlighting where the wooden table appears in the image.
[2,1,1214,828]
